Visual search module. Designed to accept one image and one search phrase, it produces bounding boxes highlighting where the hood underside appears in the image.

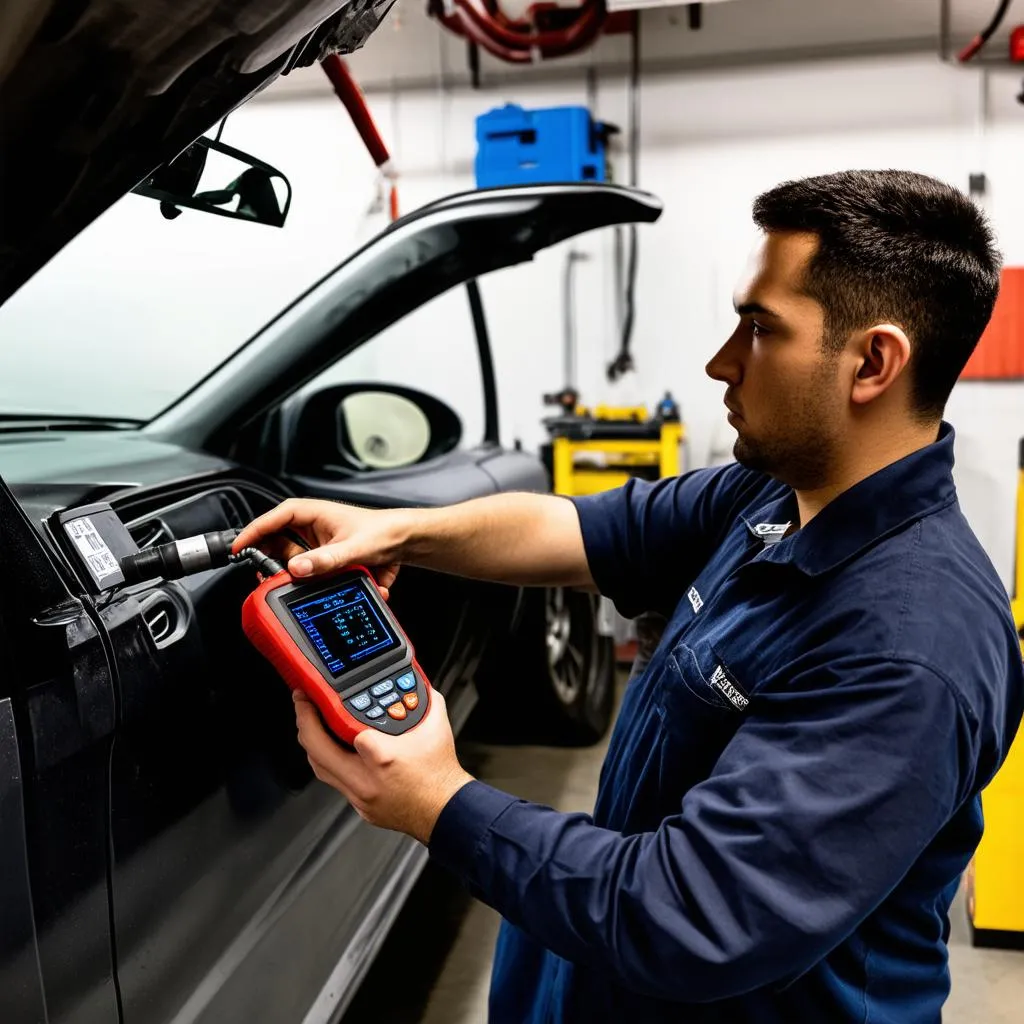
[0,0,394,306]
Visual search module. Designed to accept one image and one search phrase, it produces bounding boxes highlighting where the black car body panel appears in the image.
[0,697,49,1024]
[0,471,120,1024]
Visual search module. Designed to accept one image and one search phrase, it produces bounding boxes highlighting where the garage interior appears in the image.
[3,0,1024,1022]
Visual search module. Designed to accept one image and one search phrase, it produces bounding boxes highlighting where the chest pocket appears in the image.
[655,638,750,769]
[596,635,756,834]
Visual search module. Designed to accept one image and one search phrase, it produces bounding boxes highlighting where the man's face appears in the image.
[705,230,847,490]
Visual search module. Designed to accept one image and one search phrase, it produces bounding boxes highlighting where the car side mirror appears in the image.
[287,384,463,476]
[131,136,292,228]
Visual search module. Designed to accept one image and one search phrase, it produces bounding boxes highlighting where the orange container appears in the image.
[961,267,1024,381]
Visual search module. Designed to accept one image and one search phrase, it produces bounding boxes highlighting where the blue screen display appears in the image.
[287,580,398,677]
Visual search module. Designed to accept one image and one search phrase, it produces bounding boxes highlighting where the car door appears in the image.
[0,476,119,1024]
[100,184,662,1023]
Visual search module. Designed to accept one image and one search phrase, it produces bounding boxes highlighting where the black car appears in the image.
[0,4,662,1022]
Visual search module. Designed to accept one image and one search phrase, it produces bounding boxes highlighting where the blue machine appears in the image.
[474,103,610,189]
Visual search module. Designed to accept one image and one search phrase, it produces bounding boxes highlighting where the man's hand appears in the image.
[294,688,474,844]
[236,492,594,593]
[233,498,410,593]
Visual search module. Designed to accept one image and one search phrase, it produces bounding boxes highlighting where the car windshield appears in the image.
[0,124,386,423]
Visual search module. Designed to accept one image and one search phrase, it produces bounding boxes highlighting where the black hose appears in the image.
[607,13,641,382]
[608,227,637,383]
[230,547,286,578]
[981,0,1013,42]
[959,0,1013,61]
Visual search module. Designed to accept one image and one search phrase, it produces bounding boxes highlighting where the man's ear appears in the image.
[849,324,912,406]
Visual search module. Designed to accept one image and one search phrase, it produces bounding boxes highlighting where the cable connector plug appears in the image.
[230,547,286,578]
[121,529,241,584]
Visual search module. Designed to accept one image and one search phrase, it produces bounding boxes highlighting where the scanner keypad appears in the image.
[345,671,425,731]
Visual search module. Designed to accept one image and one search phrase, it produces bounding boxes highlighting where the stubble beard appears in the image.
[731,360,842,491]
[733,431,837,490]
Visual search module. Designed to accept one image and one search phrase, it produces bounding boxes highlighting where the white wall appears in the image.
[254,52,1024,586]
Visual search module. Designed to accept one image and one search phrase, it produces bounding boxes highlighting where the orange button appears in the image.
[403,693,419,710]
[387,702,407,720]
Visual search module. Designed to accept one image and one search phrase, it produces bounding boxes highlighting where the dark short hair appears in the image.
[752,170,1002,419]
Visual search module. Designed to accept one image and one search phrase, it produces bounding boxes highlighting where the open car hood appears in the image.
[145,183,664,454]
[0,0,394,305]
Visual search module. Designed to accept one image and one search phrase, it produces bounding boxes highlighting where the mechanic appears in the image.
[234,170,1024,1023]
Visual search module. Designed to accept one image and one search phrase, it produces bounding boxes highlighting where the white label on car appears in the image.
[65,517,121,581]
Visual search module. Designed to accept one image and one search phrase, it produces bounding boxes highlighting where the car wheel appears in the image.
[474,586,615,746]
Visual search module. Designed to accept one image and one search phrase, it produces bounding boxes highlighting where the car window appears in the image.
[0,191,487,438]
[0,94,389,424]
[299,285,486,448]
[0,194,346,422]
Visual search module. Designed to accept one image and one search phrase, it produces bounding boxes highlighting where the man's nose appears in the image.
[705,336,743,385]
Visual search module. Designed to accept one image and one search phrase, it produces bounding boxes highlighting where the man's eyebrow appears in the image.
[734,301,783,318]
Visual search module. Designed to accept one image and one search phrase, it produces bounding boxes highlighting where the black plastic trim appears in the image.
[970,925,1024,950]
[466,279,499,446]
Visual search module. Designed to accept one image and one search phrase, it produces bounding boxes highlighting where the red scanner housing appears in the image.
[242,565,432,746]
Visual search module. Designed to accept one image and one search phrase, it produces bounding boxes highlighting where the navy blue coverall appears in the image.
[429,423,1024,1022]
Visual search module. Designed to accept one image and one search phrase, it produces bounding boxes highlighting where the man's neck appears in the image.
[793,419,941,527]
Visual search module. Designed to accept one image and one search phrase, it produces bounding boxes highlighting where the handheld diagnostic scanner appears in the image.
[113,529,431,747]
[241,567,431,747]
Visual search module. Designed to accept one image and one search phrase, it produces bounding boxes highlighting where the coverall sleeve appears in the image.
[570,463,769,618]
[428,656,974,1003]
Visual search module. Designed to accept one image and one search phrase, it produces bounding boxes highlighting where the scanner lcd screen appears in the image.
[286,580,398,677]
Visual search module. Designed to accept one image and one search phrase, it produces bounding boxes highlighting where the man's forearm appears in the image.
[395,492,594,589]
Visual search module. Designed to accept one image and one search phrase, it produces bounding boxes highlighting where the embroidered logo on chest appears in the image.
[687,586,703,613]
[709,664,749,710]
[752,521,791,544]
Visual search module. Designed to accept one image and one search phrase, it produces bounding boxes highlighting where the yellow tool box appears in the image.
[543,396,684,498]
[966,438,1024,948]
[542,394,685,667]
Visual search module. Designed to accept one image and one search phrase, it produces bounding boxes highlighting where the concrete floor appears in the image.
[342,683,1024,1024]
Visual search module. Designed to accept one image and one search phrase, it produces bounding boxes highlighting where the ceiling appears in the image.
[260,0,1023,97]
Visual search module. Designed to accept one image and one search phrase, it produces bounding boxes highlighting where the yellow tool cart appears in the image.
[541,246,684,497]
[966,437,1024,949]
[542,389,685,498]
[540,388,685,668]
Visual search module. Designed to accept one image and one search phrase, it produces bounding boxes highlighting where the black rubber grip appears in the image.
[120,529,240,584]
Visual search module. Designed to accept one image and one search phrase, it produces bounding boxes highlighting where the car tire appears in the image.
[474,586,615,746]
